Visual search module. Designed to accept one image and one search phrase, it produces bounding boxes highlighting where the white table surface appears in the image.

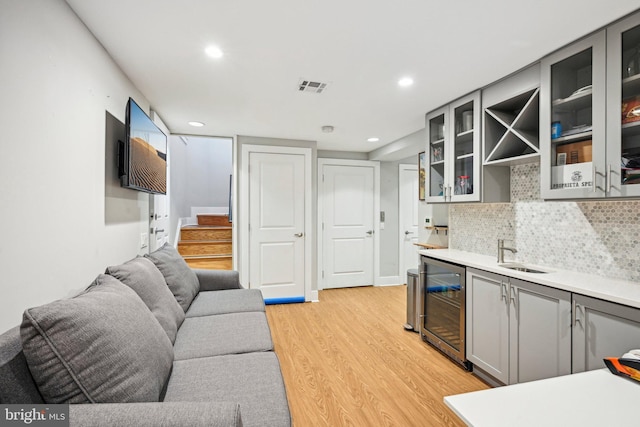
[418,249,640,309]
[445,369,640,427]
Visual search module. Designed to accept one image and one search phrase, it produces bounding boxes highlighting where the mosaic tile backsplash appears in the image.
[450,163,640,282]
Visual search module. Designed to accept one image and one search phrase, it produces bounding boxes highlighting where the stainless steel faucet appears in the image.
[497,239,517,263]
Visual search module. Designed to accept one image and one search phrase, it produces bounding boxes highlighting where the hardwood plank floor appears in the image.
[265,285,489,427]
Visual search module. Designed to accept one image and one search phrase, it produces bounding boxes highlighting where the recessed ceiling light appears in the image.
[368,137,380,142]
[398,77,414,87]
[205,45,224,59]
[188,121,205,127]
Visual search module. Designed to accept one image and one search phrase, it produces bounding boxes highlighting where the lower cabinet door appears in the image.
[509,279,571,384]
[466,268,509,384]
[572,294,640,373]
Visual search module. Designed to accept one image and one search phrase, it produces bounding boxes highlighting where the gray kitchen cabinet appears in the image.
[540,30,607,199]
[466,268,571,386]
[466,268,509,384]
[572,293,640,373]
[425,91,481,203]
[508,277,571,384]
[606,10,640,197]
[541,10,640,199]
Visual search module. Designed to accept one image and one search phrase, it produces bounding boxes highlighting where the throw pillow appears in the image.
[105,256,185,343]
[20,274,174,404]
[144,243,199,312]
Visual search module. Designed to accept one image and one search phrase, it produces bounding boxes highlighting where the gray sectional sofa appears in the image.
[0,243,291,426]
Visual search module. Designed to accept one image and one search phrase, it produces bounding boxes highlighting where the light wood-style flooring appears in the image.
[265,285,489,427]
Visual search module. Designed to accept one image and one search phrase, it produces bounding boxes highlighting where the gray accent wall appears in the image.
[0,0,152,331]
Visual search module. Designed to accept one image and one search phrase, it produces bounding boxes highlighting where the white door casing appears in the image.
[149,110,170,252]
[399,164,420,280]
[150,194,169,251]
[319,159,380,289]
[240,145,312,302]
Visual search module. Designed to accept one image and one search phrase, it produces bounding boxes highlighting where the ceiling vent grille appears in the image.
[298,79,329,94]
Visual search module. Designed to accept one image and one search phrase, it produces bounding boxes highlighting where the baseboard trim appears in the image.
[376,276,402,286]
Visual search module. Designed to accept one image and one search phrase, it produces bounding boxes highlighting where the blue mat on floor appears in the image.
[264,296,305,305]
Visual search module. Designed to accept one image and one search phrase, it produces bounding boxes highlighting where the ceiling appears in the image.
[66,0,638,153]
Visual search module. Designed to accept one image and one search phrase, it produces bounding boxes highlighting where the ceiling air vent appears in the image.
[298,79,329,94]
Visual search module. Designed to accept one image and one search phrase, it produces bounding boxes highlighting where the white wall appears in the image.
[0,0,151,331]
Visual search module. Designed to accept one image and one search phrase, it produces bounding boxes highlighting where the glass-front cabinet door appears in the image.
[450,92,480,202]
[425,91,481,203]
[607,11,640,198]
[426,106,448,202]
[540,31,606,199]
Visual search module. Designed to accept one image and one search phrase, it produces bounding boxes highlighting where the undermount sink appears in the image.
[498,263,549,274]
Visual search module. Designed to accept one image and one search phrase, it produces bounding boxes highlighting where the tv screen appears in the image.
[120,98,167,195]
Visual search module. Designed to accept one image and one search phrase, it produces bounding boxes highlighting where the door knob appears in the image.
[405,230,413,235]
[294,232,304,238]
[366,230,374,235]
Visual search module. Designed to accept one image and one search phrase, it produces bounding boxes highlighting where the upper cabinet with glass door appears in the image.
[425,91,481,203]
[607,11,640,197]
[540,31,607,199]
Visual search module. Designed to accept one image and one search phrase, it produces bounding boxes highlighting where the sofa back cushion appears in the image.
[20,275,174,404]
[105,256,185,343]
[0,327,43,404]
[145,243,200,312]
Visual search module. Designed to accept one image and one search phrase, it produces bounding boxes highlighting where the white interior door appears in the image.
[322,164,374,289]
[399,164,420,280]
[248,152,305,301]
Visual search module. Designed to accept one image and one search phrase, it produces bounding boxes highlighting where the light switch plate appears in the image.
[140,233,148,249]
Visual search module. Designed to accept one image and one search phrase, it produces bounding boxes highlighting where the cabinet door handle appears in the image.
[608,164,619,194]
[509,285,517,312]
[500,281,506,302]
[572,300,583,327]
[607,163,611,194]
[593,165,605,193]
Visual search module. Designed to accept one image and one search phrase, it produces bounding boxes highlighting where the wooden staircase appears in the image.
[178,214,232,270]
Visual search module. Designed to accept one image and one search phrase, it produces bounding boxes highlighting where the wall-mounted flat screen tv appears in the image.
[119,98,167,194]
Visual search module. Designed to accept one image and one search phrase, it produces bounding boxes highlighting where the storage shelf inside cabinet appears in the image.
[484,88,540,164]
[551,131,593,144]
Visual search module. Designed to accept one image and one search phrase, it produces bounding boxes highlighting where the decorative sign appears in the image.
[551,162,593,190]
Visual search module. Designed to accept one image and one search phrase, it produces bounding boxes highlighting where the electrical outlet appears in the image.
[140,233,148,249]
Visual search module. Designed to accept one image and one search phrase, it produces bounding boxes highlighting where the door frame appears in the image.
[317,158,380,290]
[398,163,418,281]
[240,144,313,301]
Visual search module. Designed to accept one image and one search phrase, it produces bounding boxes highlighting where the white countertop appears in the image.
[418,249,640,309]
[445,369,640,427]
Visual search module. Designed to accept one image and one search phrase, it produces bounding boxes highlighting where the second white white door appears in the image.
[399,164,420,279]
[322,164,374,289]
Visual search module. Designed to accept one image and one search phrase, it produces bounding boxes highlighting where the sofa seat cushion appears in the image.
[145,243,200,312]
[105,256,185,343]
[20,275,174,404]
[186,289,265,318]
[164,352,291,427]
[173,312,273,361]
